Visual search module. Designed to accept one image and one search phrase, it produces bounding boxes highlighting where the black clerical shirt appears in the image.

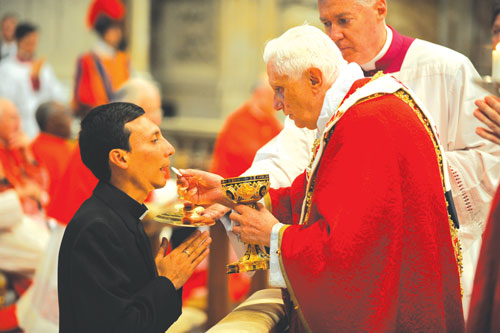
[58,181,182,333]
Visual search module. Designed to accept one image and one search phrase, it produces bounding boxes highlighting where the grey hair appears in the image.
[112,78,160,104]
[263,24,346,85]
[319,0,375,6]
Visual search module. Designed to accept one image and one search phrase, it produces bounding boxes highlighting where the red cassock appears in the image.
[269,78,464,332]
[46,145,98,225]
[467,185,500,332]
[0,147,46,189]
[31,133,74,205]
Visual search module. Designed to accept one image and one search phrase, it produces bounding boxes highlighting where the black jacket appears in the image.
[58,181,182,333]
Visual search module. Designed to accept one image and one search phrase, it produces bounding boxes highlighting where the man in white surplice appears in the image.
[0,23,67,139]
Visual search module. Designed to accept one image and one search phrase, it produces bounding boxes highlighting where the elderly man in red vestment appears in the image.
[0,97,47,215]
[177,25,464,332]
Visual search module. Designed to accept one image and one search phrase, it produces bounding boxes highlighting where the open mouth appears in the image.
[160,166,169,177]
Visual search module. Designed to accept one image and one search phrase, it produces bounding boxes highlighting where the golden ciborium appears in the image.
[221,174,270,274]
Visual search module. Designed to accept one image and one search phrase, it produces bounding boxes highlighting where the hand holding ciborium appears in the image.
[173,169,271,274]
[221,175,270,274]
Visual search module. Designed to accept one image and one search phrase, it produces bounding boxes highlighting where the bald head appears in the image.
[113,78,163,126]
[0,98,21,143]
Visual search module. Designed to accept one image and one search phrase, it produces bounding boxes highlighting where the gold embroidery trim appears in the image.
[303,73,388,225]
[306,139,320,179]
[301,84,463,279]
[393,89,463,278]
[370,70,385,81]
[302,139,321,225]
[278,225,312,333]
[302,91,387,226]
[263,192,272,214]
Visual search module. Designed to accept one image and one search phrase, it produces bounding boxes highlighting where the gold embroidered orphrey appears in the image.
[301,74,463,277]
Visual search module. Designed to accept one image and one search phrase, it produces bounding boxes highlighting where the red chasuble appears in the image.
[270,77,464,332]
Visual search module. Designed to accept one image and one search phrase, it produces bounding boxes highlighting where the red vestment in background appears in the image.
[31,133,73,206]
[0,147,45,189]
[0,145,48,214]
[270,78,464,332]
[46,145,97,225]
[211,101,282,178]
[467,186,500,332]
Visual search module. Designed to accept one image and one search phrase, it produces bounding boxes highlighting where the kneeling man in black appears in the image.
[58,102,211,333]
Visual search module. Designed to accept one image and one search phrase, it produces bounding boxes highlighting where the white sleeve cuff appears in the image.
[269,222,286,288]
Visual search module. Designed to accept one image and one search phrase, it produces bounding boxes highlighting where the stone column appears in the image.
[127,0,151,75]
[217,0,278,118]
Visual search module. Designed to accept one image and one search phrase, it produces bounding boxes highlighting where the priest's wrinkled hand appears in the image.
[155,230,211,290]
[176,169,230,206]
[231,203,278,247]
[474,95,500,145]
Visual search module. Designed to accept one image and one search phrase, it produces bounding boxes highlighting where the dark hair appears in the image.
[35,101,55,132]
[14,22,37,41]
[93,15,122,38]
[494,8,500,28]
[79,102,145,181]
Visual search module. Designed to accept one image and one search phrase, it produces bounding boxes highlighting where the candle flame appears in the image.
[496,43,500,51]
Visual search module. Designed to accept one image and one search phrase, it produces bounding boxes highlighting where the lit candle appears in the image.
[493,43,500,82]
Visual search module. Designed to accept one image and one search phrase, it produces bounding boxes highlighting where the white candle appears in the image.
[493,43,500,82]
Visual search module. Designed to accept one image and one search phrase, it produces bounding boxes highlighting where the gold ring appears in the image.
[183,249,191,256]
